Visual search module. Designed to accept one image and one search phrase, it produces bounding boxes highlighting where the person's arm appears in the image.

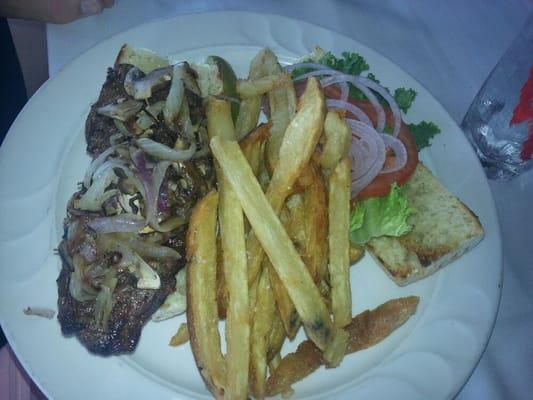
[0,0,114,24]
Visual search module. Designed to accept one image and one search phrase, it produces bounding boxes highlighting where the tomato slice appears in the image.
[322,85,418,199]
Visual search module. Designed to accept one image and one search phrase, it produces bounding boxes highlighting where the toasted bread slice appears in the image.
[367,163,484,286]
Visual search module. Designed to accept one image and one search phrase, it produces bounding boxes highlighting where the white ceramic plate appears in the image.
[0,11,502,400]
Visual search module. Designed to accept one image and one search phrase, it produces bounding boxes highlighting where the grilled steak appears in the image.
[57,52,215,355]
[57,229,185,355]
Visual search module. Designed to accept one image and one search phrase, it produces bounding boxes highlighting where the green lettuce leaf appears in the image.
[349,183,414,245]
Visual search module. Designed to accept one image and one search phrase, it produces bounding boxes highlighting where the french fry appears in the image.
[266,340,323,397]
[235,96,262,140]
[210,136,333,351]
[237,73,290,98]
[169,323,189,347]
[269,263,300,339]
[206,96,249,400]
[318,110,351,169]
[240,123,270,177]
[328,158,352,328]
[301,162,329,283]
[266,310,286,364]
[235,49,270,140]
[261,49,297,174]
[207,97,236,140]
[249,266,276,399]
[350,243,365,264]
[186,191,225,398]
[216,235,228,320]
[322,328,348,368]
[246,77,326,286]
[265,296,420,396]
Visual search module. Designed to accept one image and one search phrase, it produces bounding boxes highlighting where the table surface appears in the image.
[42,0,533,399]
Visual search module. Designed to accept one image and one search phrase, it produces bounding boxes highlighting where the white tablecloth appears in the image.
[46,1,533,399]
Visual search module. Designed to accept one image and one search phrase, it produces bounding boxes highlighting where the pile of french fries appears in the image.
[184,49,418,399]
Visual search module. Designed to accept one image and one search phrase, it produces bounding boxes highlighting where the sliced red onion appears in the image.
[346,119,386,197]
[137,138,196,162]
[321,74,386,133]
[358,76,402,137]
[380,133,408,173]
[88,214,146,233]
[92,158,128,182]
[152,161,171,214]
[131,149,155,220]
[326,99,372,126]
[157,179,170,213]
[83,145,121,188]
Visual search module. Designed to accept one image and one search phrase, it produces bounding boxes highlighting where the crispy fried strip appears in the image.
[328,158,352,328]
[269,263,300,339]
[235,49,270,140]
[216,235,228,320]
[237,73,290,98]
[240,123,271,177]
[247,77,326,286]
[350,243,365,264]
[169,323,189,347]
[186,191,225,398]
[206,97,249,400]
[322,328,348,368]
[266,310,287,364]
[210,136,333,351]
[265,296,420,396]
[249,266,276,399]
[319,111,352,169]
[302,163,329,283]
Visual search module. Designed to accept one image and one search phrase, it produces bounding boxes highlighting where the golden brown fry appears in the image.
[235,48,271,140]
[239,123,270,177]
[237,73,290,98]
[328,158,352,327]
[186,191,225,398]
[265,340,323,397]
[268,354,282,374]
[207,96,249,400]
[322,328,348,368]
[350,243,365,265]
[265,296,420,396]
[318,110,352,169]
[207,97,235,140]
[235,96,262,140]
[345,296,420,353]
[249,266,276,399]
[269,263,300,339]
[169,323,189,347]
[246,77,326,286]
[301,163,329,283]
[216,235,228,320]
[210,136,333,351]
[266,312,286,364]
[274,200,301,338]
[266,77,326,211]
[261,48,297,172]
